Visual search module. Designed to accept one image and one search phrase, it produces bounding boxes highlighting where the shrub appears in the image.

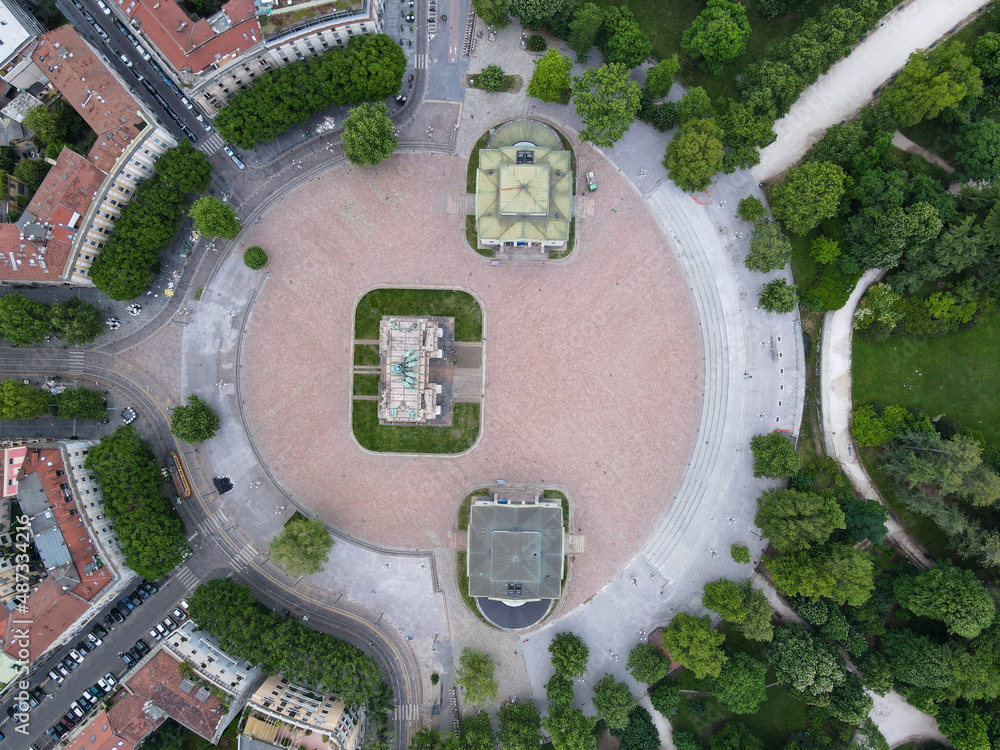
[430,672,439,685]
[810,235,841,264]
[528,34,547,51]
[243,246,269,269]
[802,266,861,311]
[758,279,798,313]
[737,196,765,222]
[730,543,751,564]
[652,102,677,132]
[476,64,507,92]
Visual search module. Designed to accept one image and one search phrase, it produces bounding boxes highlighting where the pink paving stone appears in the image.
[240,148,702,612]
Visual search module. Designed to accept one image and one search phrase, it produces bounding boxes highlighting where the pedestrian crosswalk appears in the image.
[232,544,257,568]
[413,53,428,69]
[173,565,200,590]
[67,350,86,373]
[198,131,225,155]
[395,704,419,721]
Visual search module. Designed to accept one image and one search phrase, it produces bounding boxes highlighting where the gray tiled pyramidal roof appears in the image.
[468,503,563,600]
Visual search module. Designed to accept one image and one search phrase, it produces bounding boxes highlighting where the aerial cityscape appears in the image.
[0,0,997,747]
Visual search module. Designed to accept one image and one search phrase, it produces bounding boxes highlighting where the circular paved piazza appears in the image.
[240,147,702,611]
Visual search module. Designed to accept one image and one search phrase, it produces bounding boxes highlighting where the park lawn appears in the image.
[852,308,1000,444]
[352,401,480,453]
[353,373,380,396]
[354,344,380,366]
[859,447,954,561]
[588,0,828,101]
[354,288,483,341]
[789,228,820,289]
[670,685,809,749]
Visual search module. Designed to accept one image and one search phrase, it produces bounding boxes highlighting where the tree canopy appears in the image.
[702,579,774,642]
[57,388,106,420]
[269,517,335,576]
[548,631,589,676]
[591,673,636,731]
[188,577,382,706]
[625,641,670,684]
[645,56,679,100]
[609,706,659,750]
[215,35,407,149]
[894,564,996,638]
[662,612,727,679]
[190,196,241,239]
[749,431,801,478]
[154,140,212,193]
[768,543,874,606]
[758,279,798,313]
[744,220,794,273]
[528,49,573,103]
[342,102,398,166]
[0,294,51,345]
[85,426,190,579]
[244,246,269,269]
[543,706,597,750]
[712,652,767,714]
[573,64,642,148]
[0,380,49,420]
[567,3,604,62]
[681,0,751,75]
[954,119,1000,183]
[498,702,540,750]
[665,118,725,193]
[768,625,845,702]
[771,161,846,235]
[884,40,983,127]
[48,297,104,345]
[470,0,509,27]
[597,6,651,70]
[754,488,846,552]
[170,394,220,443]
[456,648,498,705]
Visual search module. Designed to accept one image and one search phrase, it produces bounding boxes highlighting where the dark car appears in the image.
[62,713,76,728]
[134,639,150,656]
[77,639,94,653]
[143,580,159,595]
[110,607,125,623]
[31,686,46,702]
[6,706,19,721]
[93,623,108,637]
[55,722,70,736]
[61,657,77,672]
[116,603,130,618]
[104,614,115,627]
[120,651,135,668]
[129,647,141,662]
[134,587,149,601]
[121,598,134,612]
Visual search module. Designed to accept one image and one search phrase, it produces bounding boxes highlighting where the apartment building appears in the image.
[0,0,46,89]
[247,674,364,750]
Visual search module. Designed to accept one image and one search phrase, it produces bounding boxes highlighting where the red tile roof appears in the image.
[2,577,88,661]
[108,694,165,746]
[65,709,136,750]
[124,0,261,74]
[127,651,228,742]
[32,26,146,168]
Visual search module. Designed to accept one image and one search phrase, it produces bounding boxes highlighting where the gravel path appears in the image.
[755,0,992,179]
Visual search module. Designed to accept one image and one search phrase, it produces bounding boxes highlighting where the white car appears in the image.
[87,632,102,647]
[119,54,133,68]
[149,628,161,642]
[96,0,111,13]
[134,43,151,61]
[69,649,85,665]
[104,672,117,687]
[97,678,109,692]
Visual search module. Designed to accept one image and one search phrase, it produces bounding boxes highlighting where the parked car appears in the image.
[77,639,93,653]
[105,672,118,687]
[110,608,125,623]
[88,632,102,648]
[143,580,158,595]
[24,692,38,708]
[128,647,141,662]
[48,669,63,684]
[60,657,75,672]
[179,598,188,610]
[121,597,135,611]
[93,623,108,637]
[61,713,76,728]
[149,628,161,642]
[89,684,105,699]
[172,607,187,621]
[31,686,47,702]
[154,622,168,638]
[69,703,84,720]
[118,53,133,68]
[120,652,135,667]
[76,694,92,710]
[134,639,150,656]
[97,678,110,692]
[116,603,130,618]
[134,586,149,601]
[96,0,111,14]
[6,706,19,721]
[162,616,177,631]
[69,649,85,664]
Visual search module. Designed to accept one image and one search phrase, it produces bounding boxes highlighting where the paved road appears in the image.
[755,0,992,179]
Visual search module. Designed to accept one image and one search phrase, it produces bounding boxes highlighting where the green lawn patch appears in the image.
[466,73,523,93]
[543,489,570,531]
[458,487,490,531]
[354,344,380,366]
[456,551,493,626]
[589,0,829,101]
[852,308,1000,443]
[466,215,494,258]
[467,130,490,192]
[740,685,810,747]
[354,288,483,342]
[353,373,380,396]
[789,228,820,290]
[352,401,480,453]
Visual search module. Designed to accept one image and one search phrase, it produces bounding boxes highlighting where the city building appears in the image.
[474,119,573,253]
[2,445,26,499]
[245,674,364,750]
[62,441,127,572]
[377,316,454,426]
[65,694,166,750]
[467,488,564,629]
[0,26,176,285]
[0,0,46,89]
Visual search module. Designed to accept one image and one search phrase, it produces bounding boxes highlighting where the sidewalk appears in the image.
[755,0,992,179]
[819,269,934,568]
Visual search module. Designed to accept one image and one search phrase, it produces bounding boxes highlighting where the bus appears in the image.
[169,451,191,498]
